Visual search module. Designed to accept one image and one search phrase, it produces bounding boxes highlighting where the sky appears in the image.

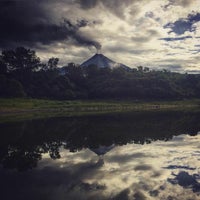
[0,0,200,72]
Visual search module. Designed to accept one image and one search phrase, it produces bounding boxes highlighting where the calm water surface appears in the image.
[0,111,200,200]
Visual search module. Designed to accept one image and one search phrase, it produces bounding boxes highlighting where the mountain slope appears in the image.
[80,53,130,70]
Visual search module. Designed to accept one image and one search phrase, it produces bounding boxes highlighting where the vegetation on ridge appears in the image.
[1,47,200,100]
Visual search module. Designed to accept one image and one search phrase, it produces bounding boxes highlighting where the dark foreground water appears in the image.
[1,111,200,200]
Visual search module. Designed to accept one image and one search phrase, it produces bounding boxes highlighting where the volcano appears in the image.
[80,53,130,70]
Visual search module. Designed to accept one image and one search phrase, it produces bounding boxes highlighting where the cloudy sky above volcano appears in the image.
[1,0,200,72]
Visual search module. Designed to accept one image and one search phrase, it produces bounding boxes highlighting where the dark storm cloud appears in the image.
[0,0,101,49]
[164,12,200,35]
[159,36,192,41]
[63,19,102,50]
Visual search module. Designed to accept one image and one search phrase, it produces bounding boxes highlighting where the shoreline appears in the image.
[0,98,199,123]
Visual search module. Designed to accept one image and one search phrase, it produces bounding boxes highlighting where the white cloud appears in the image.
[29,0,200,72]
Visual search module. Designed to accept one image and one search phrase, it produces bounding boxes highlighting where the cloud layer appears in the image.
[1,0,200,72]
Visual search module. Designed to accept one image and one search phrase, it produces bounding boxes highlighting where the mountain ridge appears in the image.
[80,53,130,70]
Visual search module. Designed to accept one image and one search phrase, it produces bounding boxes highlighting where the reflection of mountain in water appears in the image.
[90,144,115,156]
[0,111,200,171]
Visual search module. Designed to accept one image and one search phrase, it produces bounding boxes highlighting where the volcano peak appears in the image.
[80,53,130,70]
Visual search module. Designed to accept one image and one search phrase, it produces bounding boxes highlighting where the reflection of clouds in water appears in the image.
[3,134,200,200]
[56,134,200,199]
[163,165,196,170]
[106,152,151,163]
[104,134,200,199]
[1,157,108,200]
[134,164,153,171]
[168,171,200,193]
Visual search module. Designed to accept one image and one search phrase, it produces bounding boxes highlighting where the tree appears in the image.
[0,57,7,74]
[0,75,25,97]
[137,66,143,72]
[143,67,150,72]
[47,57,59,70]
[64,63,86,87]
[1,47,41,72]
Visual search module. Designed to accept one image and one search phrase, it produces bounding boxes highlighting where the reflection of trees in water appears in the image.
[1,146,41,171]
[0,111,200,171]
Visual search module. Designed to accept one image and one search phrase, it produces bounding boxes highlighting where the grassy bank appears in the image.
[0,98,200,123]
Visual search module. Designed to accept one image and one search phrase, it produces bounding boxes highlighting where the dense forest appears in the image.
[0,47,200,100]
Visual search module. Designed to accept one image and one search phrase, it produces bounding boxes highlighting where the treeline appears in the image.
[0,47,200,100]
[1,111,200,170]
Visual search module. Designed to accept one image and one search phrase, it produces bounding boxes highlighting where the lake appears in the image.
[0,111,200,200]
